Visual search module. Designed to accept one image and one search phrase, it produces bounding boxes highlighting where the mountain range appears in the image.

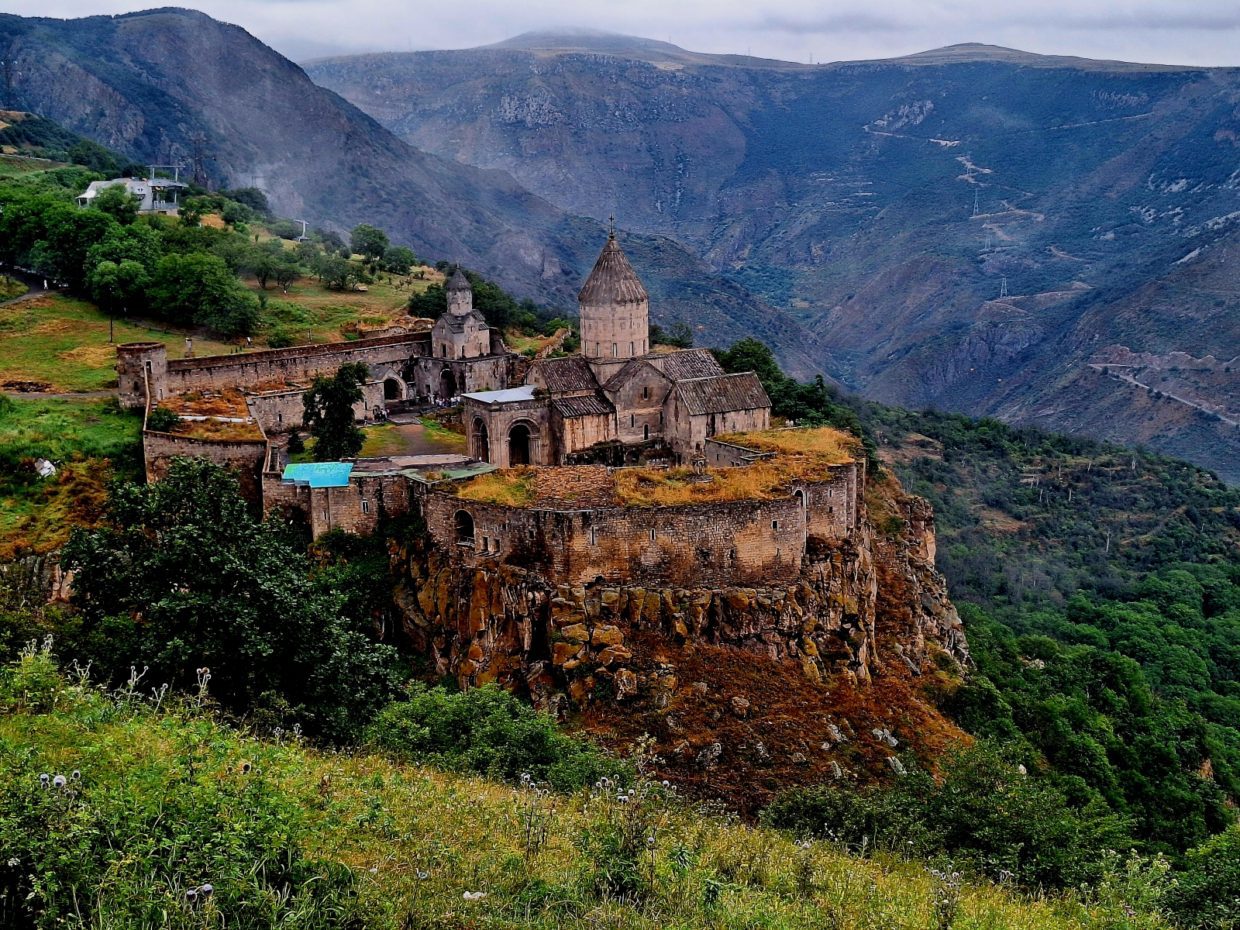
[307,33,1240,481]
[0,10,1235,479]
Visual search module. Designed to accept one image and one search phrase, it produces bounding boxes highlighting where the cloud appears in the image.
[755,12,911,34]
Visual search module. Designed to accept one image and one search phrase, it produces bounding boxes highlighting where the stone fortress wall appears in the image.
[419,457,864,589]
[117,333,432,412]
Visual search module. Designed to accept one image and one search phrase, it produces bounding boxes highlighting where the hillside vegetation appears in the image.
[0,645,1181,930]
[864,405,1240,858]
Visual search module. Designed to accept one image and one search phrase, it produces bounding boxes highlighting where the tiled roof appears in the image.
[601,358,671,393]
[552,394,614,419]
[445,269,472,292]
[674,372,771,416]
[528,355,599,393]
[578,234,649,305]
[649,348,724,381]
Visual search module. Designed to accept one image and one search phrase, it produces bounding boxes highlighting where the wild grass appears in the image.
[0,396,142,557]
[0,650,1166,930]
[249,270,436,345]
[456,468,537,506]
[358,423,409,458]
[0,294,234,391]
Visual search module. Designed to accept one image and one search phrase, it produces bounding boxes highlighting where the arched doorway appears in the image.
[383,377,404,401]
[472,417,490,461]
[508,422,532,466]
[439,368,457,400]
[454,510,475,546]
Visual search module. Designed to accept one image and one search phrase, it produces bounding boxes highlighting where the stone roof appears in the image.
[577,234,649,306]
[601,358,672,393]
[445,269,472,292]
[435,309,488,334]
[552,394,614,419]
[649,348,724,382]
[528,355,599,393]
[674,372,771,416]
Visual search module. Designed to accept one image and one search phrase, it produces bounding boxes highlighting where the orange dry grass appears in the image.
[614,464,787,506]
[170,418,264,441]
[718,425,859,465]
[455,468,536,506]
[163,389,251,418]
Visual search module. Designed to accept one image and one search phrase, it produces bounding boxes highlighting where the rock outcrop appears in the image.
[391,472,967,805]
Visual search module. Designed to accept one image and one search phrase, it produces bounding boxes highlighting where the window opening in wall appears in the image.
[642,386,649,399]
[643,424,649,440]
[649,528,656,541]
[630,414,635,428]
[361,499,370,514]
[483,536,489,552]
[630,341,635,355]
[590,527,597,545]
[772,520,779,529]
[612,343,618,357]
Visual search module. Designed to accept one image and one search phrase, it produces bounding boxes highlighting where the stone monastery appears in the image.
[118,233,864,590]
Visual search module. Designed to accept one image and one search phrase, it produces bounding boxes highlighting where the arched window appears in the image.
[472,417,490,461]
[454,510,475,547]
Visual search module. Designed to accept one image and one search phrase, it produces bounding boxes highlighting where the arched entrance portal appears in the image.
[454,510,475,546]
[383,377,404,401]
[438,367,457,400]
[508,423,532,466]
[472,417,490,461]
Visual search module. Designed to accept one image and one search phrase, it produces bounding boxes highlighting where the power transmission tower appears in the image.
[973,188,980,216]
[999,276,1008,298]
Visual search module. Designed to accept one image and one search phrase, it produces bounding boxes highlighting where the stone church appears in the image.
[463,233,772,467]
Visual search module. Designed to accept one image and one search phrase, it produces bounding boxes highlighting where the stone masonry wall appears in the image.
[161,333,429,395]
[143,430,268,503]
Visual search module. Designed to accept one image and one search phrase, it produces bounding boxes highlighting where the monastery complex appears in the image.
[117,234,864,588]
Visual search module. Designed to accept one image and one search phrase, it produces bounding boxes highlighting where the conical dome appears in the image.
[578,234,649,306]
[445,268,472,292]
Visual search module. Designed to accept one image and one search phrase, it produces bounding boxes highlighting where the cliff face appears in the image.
[392,472,967,807]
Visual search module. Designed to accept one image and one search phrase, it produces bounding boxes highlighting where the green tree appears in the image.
[350,223,389,262]
[150,252,259,335]
[89,185,140,225]
[1165,826,1240,928]
[60,458,401,740]
[382,244,417,274]
[86,259,149,323]
[303,363,369,461]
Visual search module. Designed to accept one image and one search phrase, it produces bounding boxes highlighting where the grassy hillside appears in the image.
[0,646,1168,930]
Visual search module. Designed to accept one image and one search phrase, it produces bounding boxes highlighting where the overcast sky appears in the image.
[8,0,1240,66]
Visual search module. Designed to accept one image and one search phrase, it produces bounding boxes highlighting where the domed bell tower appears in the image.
[578,229,649,362]
[445,268,473,317]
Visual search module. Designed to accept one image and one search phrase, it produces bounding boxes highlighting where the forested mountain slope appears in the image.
[309,37,1240,480]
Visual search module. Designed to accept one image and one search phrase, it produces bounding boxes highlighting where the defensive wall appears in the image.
[117,333,431,410]
[419,458,864,589]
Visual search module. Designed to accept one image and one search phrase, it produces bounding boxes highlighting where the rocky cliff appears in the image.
[392,471,968,808]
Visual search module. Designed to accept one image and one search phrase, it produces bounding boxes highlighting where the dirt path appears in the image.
[1091,364,1240,427]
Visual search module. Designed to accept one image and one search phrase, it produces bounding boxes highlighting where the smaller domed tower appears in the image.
[445,268,473,317]
[116,342,168,410]
[579,232,649,361]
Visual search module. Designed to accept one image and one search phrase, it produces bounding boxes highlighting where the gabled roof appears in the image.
[673,372,771,416]
[527,355,599,393]
[434,309,488,334]
[552,394,614,419]
[578,234,649,306]
[648,348,724,381]
[601,357,673,393]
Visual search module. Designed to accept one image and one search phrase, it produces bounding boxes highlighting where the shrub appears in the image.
[367,683,629,791]
[145,406,180,432]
